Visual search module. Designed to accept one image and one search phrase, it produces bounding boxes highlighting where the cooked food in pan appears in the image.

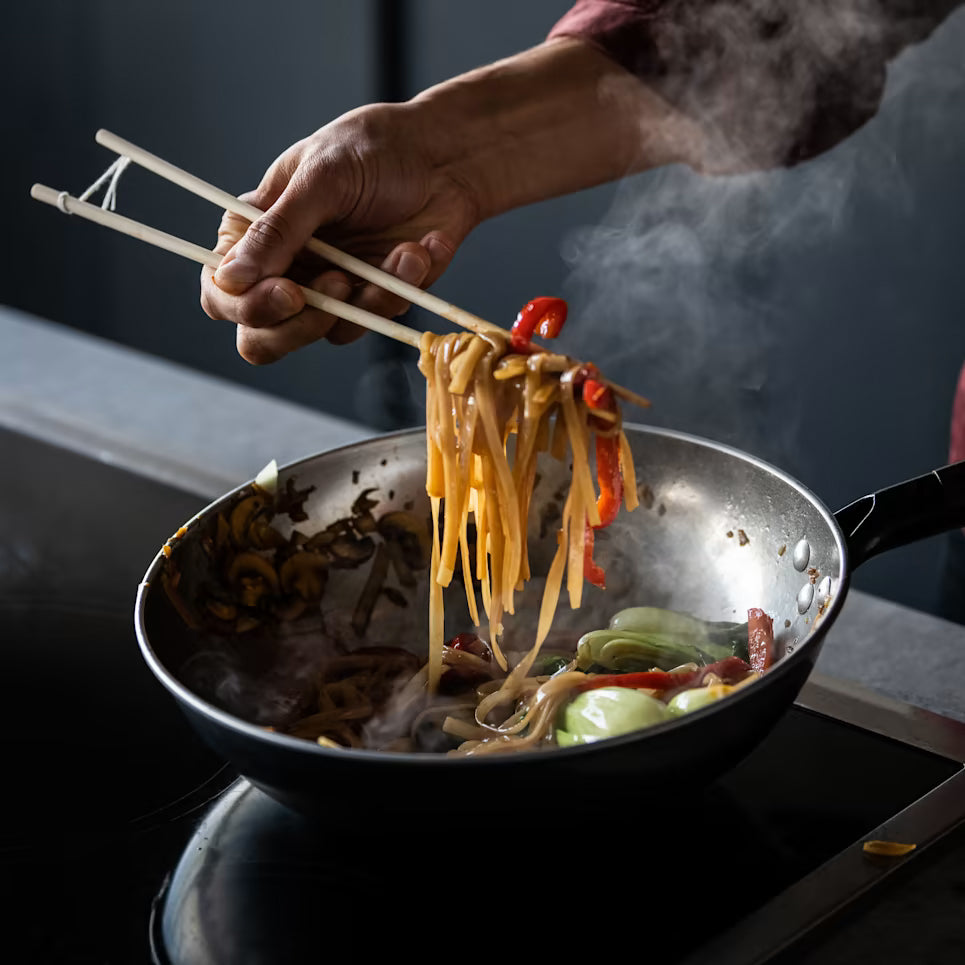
[162,296,775,755]
[283,605,773,754]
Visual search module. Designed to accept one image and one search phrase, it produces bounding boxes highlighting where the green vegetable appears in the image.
[537,654,572,676]
[576,607,749,671]
[555,729,591,747]
[558,686,673,744]
[667,685,734,716]
[610,607,744,640]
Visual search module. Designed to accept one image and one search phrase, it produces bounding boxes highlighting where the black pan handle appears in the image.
[834,461,965,569]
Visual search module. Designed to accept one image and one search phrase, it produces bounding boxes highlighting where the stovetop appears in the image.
[4,427,965,964]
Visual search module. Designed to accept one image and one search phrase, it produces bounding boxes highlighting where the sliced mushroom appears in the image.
[215,512,231,549]
[352,543,390,636]
[230,494,270,546]
[279,551,329,601]
[378,511,431,570]
[382,586,408,608]
[303,528,335,551]
[247,514,287,550]
[227,551,280,589]
[227,551,279,607]
[330,535,376,567]
[384,540,416,587]
[275,477,315,522]
[205,599,238,622]
[351,488,380,535]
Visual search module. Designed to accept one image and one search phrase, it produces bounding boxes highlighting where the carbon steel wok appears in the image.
[134,426,965,816]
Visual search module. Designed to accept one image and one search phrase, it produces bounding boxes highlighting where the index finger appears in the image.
[212,159,348,296]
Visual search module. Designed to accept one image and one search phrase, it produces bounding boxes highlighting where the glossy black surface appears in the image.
[0,427,225,963]
[0,603,228,965]
[150,707,959,965]
[835,460,965,568]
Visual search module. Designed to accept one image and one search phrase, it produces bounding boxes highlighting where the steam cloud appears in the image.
[558,3,964,472]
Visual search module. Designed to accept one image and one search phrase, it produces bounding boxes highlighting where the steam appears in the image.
[558,4,964,471]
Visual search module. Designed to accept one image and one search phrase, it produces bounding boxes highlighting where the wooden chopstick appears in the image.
[93,131,649,410]
[29,184,423,348]
[34,131,650,410]
[95,129,506,340]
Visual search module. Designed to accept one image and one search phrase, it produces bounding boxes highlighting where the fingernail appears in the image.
[396,250,427,285]
[270,284,297,315]
[424,234,455,262]
[215,258,258,290]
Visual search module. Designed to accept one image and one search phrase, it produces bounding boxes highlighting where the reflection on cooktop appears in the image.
[155,709,959,965]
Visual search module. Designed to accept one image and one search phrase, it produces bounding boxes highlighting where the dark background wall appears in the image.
[5,1,964,615]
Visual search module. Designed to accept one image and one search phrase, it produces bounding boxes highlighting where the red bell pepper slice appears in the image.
[510,296,568,353]
[576,656,752,694]
[582,434,624,588]
[578,364,617,431]
[582,376,614,413]
[747,608,775,672]
[594,435,623,528]
[583,521,606,589]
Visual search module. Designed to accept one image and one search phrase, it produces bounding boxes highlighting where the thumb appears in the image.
[213,172,344,295]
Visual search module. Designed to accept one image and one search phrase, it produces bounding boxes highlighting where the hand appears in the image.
[201,39,703,365]
[200,101,480,363]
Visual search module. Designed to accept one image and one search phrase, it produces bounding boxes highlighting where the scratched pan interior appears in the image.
[136,424,848,815]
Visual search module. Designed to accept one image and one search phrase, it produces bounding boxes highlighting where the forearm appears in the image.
[549,0,965,168]
[410,38,706,222]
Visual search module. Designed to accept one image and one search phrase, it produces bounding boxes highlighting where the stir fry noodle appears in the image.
[417,326,638,706]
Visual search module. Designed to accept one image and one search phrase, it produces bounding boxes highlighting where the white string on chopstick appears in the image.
[57,154,132,215]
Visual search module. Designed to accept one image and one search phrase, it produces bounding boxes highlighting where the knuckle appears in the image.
[214,214,247,254]
[234,297,268,331]
[244,211,290,253]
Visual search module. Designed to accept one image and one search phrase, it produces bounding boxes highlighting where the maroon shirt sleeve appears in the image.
[549,0,962,167]
[951,365,965,466]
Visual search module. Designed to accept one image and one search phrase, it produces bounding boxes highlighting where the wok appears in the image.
[135,426,965,816]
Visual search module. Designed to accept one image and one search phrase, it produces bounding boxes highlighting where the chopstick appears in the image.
[29,183,424,348]
[93,131,649,409]
[33,130,650,410]
[95,129,508,341]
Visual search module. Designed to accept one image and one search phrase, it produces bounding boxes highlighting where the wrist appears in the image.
[411,38,707,221]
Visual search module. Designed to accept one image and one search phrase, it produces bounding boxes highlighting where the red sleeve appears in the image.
[549,1,962,167]
[951,364,965,465]
[548,1,669,81]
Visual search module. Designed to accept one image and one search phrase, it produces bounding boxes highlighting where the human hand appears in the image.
[201,39,705,365]
[200,101,480,363]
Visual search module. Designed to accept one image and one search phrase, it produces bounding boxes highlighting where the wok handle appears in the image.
[834,461,965,569]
